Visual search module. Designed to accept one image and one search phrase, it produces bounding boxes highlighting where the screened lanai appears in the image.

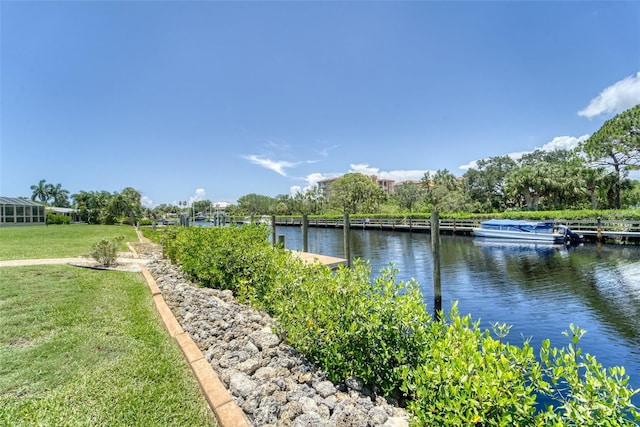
[0,197,46,226]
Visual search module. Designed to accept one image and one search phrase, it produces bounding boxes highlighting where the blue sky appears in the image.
[1,1,639,207]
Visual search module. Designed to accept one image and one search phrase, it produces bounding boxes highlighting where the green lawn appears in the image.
[0,265,216,426]
[0,224,138,260]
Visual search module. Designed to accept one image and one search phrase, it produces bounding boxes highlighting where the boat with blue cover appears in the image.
[472,219,581,244]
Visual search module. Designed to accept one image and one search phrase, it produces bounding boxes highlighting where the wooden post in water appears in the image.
[597,216,603,242]
[431,210,442,320]
[343,211,351,269]
[302,214,309,253]
[271,215,276,247]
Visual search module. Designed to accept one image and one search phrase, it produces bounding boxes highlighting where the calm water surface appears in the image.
[270,225,640,403]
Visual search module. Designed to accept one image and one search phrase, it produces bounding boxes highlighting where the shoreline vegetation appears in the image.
[147,223,640,425]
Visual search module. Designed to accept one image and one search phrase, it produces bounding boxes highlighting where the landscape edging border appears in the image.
[140,265,251,427]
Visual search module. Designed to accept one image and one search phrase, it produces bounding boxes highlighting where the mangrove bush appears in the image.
[160,225,639,425]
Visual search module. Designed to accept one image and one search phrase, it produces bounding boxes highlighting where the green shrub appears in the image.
[164,224,277,294]
[89,235,125,267]
[268,260,431,397]
[403,312,639,426]
[140,226,163,243]
[164,225,640,424]
[535,325,640,425]
[46,213,71,225]
[402,307,541,425]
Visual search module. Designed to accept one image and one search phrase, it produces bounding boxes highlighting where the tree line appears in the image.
[231,104,640,216]
[29,180,143,225]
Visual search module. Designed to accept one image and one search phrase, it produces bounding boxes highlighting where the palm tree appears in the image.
[106,193,131,225]
[305,185,325,214]
[49,183,70,207]
[72,191,92,223]
[30,179,50,204]
[120,187,142,225]
[505,166,537,210]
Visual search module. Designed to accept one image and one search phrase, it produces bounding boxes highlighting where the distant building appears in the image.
[317,175,397,199]
[316,177,341,199]
[374,177,395,195]
[212,201,231,211]
[47,207,81,223]
[0,197,46,226]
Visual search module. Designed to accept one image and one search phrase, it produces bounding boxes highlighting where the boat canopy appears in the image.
[480,219,555,232]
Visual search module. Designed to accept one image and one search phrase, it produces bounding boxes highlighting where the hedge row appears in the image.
[146,225,639,425]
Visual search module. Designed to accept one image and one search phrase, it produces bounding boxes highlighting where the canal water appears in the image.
[269,225,640,403]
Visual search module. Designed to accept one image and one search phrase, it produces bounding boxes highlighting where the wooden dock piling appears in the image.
[431,210,442,320]
[343,211,351,269]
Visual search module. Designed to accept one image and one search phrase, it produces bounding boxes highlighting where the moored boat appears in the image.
[472,219,581,244]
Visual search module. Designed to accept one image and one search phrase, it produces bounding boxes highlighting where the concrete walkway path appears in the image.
[0,256,149,268]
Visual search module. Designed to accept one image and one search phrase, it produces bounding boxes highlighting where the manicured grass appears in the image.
[0,224,138,260]
[0,265,216,426]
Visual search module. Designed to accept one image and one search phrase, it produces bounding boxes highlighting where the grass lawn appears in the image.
[0,265,216,426]
[0,224,139,260]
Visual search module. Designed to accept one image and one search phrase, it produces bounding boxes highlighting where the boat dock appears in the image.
[259,217,640,243]
[291,251,347,269]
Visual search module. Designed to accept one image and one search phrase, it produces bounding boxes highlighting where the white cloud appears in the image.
[289,172,337,195]
[578,71,640,118]
[349,163,431,182]
[540,134,589,151]
[458,160,478,171]
[288,171,341,196]
[244,155,295,176]
[305,172,331,187]
[141,195,154,208]
[169,189,208,208]
[459,154,529,172]
[189,188,206,205]
[349,163,380,176]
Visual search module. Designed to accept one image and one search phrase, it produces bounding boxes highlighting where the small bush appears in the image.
[164,224,277,294]
[46,213,71,225]
[89,235,125,267]
[402,312,640,426]
[402,307,540,425]
[269,260,431,397]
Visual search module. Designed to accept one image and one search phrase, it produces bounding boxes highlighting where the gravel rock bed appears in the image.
[146,259,410,427]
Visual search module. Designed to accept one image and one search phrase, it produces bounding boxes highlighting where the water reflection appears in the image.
[273,226,640,402]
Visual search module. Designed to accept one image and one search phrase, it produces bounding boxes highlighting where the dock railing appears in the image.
[246,216,639,242]
[561,219,640,239]
[226,216,640,242]
[265,216,479,232]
